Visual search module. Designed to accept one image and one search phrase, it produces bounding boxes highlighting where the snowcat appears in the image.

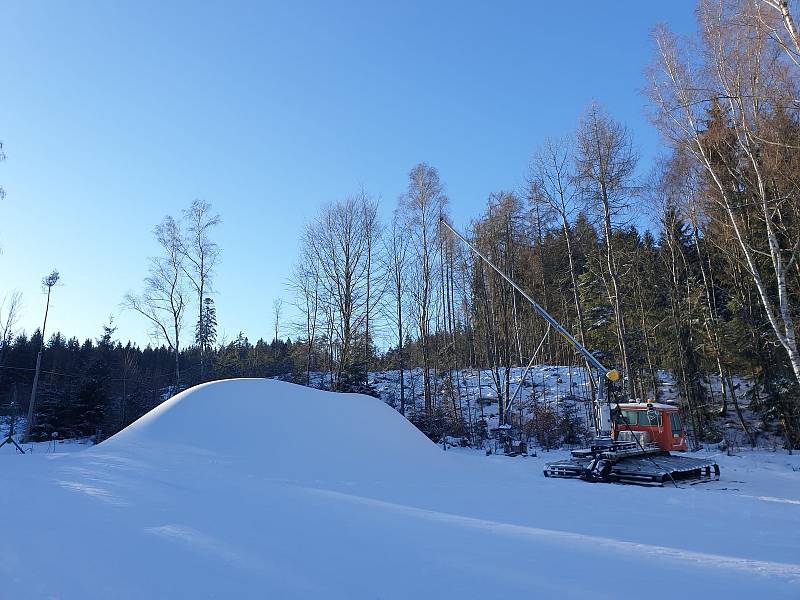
[441,219,720,486]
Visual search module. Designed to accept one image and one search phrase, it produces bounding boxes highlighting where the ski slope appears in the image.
[2,379,799,599]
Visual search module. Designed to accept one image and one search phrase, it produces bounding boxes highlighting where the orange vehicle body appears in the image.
[611,403,688,452]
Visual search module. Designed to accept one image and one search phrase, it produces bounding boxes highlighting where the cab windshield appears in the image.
[616,409,662,427]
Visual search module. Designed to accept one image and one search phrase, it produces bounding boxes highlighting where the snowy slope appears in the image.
[367,366,776,449]
[2,379,799,599]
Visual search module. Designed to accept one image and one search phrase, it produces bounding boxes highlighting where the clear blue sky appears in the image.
[0,1,696,347]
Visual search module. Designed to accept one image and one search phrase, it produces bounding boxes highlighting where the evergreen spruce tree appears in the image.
[196,297,217,380]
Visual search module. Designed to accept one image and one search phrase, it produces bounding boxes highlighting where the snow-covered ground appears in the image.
[2,379,799,598]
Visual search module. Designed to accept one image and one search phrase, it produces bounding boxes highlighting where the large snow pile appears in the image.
[102,378,441,483]
[2,378,799,599]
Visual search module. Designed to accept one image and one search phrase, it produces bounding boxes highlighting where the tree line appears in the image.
[288,0,800,447]
[1,0,799,448]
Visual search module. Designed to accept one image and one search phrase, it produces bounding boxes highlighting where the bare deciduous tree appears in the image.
[299,192,378,390]
[384,210,409,413]
[399,163,449,416]
[575,102,639,395]
[529,136,595,399]
[125,216,187,388]
[760,0,800,67]
[0,291,22,369]
[649,3,800,394]
[290,250,321,386]
[181,199,221,380]
[361,193,382,379]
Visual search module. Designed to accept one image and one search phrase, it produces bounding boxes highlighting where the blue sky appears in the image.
[0,1,697,347]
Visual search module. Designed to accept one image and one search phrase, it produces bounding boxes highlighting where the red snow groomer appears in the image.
[614,402,689,452]
[441,218,720,487]
[542,400,719,485]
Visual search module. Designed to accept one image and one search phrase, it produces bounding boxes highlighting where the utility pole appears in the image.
[24,270,60,443]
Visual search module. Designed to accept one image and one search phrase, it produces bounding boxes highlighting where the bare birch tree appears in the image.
[181,199,221,380]
[649,4,800,392]
[398,163,448,417]
[125,216,187,388]
[759,0,800,68]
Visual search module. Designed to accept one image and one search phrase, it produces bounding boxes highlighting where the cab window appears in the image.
[639,410,661,427]
[670,412,682,436]
[616,410,661,427]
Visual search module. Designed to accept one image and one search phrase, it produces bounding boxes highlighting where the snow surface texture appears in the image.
[2,378,799,599]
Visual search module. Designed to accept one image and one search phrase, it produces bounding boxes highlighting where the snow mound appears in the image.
[99,378,440,482]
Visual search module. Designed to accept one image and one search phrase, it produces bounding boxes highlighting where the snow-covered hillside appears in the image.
[366,366,769,449]
[2,379,799,598]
